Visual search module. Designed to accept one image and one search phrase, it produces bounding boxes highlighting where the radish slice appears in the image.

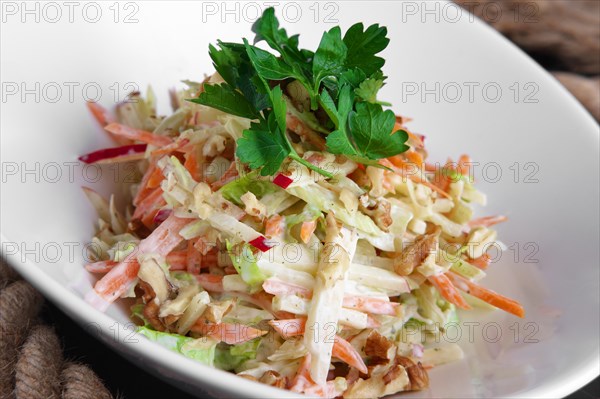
[79,144,147,164]
[248,236,274,252]
[153,209,172,224]
[273,173,294,189]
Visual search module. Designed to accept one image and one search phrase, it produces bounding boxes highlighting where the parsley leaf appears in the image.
[326,101,408,163]
[208,41,269,111]
[192,7,407,178]
[339,68,367,89]
[236,127,290,176]
[349,102,409,158]
[271,85,287,134]
[244,41,297,81]
[343,23,390,77]
[355,72,389,105]
[320,85,353,130]
[313,27,348,86]
[189,83,260,119]
[252,7,309,66]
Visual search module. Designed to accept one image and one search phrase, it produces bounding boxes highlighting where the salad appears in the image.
[81,8,524,398]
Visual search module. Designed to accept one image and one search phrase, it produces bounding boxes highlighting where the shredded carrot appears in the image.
[405,150,424,169]
[342,296,399,316]
[457,154,472,176]
[105,123,173,147]
[151,138,190,156]
[263,278,400,316]
[332,335,368,374]
[93,215,191,302]
[191,322,268,344]
[183,149,202,182]
[394,122,422,148]
[268,318,306,339]
[447,272,525,318]
[86,102,116,128]
[193,236,215,256]
[380,158,452,199]
[264,214,284,238]
[428,274,471,310]
[186,241,202,274]
[196,274,224,292]
[210,161,238,190]
[165,250,187,271]
[262,279,312,298]
[468,215,508,228]
[424,162,438,172]
[289,354,314,393]
[132,187,166,228]
[300,220,317,244]
[270,319,367,375]
[85,260,117,274]
[470,254,491,270]
[134,161,159,206]
[146,166,164,189]
[93,259,140,303]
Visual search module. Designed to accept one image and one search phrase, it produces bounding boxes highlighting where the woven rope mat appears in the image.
[0,260,113,399]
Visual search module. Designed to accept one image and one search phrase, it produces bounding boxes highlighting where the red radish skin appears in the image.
[248,236,273,252]
[153,209,172,224]
[273,173,294,189]
[79,144,147,164]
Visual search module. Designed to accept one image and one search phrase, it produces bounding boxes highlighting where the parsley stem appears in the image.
[289,153,334,179]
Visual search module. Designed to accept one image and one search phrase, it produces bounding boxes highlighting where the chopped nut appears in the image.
[360,199,393,232]
[395,356,429,391]
[343,377,385,399]
[143,300,166,332]
[382,363,411,396]
[240,192,266,218]
[345,332,430,397]
[394,228,440,276]
[343,365,410,399]
[364,331,396,362]
[162,314,180,327]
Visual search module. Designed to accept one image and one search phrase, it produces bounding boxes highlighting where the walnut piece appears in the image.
[393,229,440,276]
[395,356,430,391]
[364,331,396,363]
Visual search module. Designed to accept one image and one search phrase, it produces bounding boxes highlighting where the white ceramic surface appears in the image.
[1,1,598,398]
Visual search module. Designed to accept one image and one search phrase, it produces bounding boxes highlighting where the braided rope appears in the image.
[0,260,113,399]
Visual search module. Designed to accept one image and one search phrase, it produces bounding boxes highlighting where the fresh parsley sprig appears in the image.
[189,7,410,178]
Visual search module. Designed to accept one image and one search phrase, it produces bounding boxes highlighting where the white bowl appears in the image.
[1,1,598,398]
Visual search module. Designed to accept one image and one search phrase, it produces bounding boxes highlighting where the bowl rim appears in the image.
[1,0,599,396]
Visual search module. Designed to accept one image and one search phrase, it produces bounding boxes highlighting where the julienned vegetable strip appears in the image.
[446,272,525,318]
[104,123,173,147]
[89,214,191,307]
[304,214,357,386]
[78,144,147,164]
[81,6,525,398]
[428,274,471,310]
